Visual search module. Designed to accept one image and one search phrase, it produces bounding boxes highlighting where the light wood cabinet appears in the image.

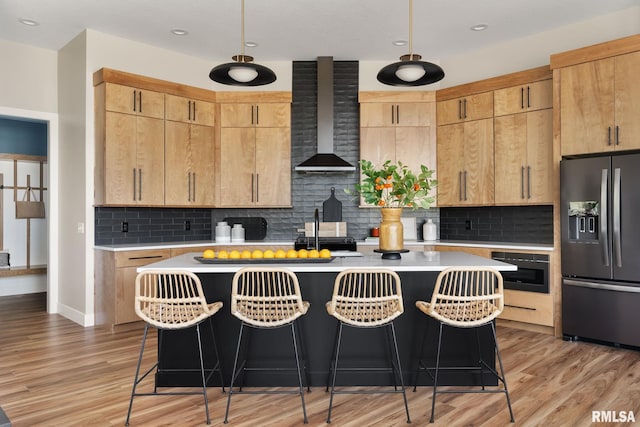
[494,109,553,205]
[218,93,292,208]
[436,91,493,126]
[493,79,553,116]
[103,82,164,119]
[165,94,215,127]
[559,50,640,155]
[164,121,215,206]
[96,81,166,206]
[95,249,170,330]
[436,118,494,206]
[359,92,437,206]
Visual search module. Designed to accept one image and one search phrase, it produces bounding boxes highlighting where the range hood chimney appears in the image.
[295,56,356,173]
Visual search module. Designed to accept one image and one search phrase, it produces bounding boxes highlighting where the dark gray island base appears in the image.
[145,252,515,388]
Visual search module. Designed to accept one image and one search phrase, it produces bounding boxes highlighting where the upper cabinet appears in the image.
[494,79,553,116]
[95,82,165,206]
[165,94,215,126]
[359,92,437,206]
[551,35,640,156]
[103,82,164,119]
[218,92,292,208]
[436,92,493,126]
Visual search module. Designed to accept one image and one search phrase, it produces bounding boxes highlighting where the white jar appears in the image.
[423,219,437,241]
[231,224,245,242]
[215,221,231,243]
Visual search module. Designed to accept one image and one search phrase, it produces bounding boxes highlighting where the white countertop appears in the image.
[137,251,518,274]
[95,239,553,252]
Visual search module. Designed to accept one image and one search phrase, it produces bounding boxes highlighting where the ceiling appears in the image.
[0,0,637,63]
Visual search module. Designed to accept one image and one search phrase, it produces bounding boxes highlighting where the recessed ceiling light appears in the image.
[392,40,408,47]
[170,28,188,36]
[19,18,39,26]
[245,41,258,48]
[470,23,488,31]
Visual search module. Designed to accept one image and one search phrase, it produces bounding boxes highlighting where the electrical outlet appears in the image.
[185,220,191,231]
[121,221,128,232]
[465,220,472,230]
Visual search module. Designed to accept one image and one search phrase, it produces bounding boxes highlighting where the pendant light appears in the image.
[377,0,444,86]
[209,0,276,86]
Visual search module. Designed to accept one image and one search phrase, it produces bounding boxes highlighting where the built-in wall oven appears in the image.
[491,252,549,293]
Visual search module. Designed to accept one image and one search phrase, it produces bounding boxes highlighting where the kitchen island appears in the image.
[139,251,516,388]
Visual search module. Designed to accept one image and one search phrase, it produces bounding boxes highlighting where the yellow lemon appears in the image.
[308,249,320,258]
[218,250,229,259]
[275,249,287,259]
[202,249,215,259]
[286,249,298,258]
[263,249,275,258]
[241,250,252,259]
[229,250,241,259]
[297,249,308,258]
[319,249,332,258]
[251,249,264,259]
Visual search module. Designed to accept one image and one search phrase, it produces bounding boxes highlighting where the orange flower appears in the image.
[384,183,392,188]
[387,175,392,180]
[378,200,386,206]
[414,183,420,191]
[375,177,383,183]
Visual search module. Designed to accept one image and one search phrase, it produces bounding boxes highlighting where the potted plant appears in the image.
[347,159,437,252]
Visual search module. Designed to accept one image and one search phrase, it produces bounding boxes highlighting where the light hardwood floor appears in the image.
[1,293,639,426]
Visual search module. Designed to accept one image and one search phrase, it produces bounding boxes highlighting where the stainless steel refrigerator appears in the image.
[561,153,640,347]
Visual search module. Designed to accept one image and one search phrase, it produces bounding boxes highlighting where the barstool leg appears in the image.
[195,324,211,425]
[291,322,308,423]
[327,322,344,424]
[412,316,430,392]
[208,317,225,393]
[325,321,341,393]
[125,324,150,426]
[295,319,312,392]
[430,322,444,423]
[224,322,245,424]
[475,327,486,390]
[491,322,515,423]
[389,322,411,423]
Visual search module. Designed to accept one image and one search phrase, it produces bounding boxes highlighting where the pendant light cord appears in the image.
[408,0,414,60]
[240,0,246,57]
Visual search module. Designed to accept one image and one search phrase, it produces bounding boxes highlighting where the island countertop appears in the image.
[138,250,517,273]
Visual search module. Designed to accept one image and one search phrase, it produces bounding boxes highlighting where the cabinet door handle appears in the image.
[527,86,531,108]
[188,172,192,202]
[255,174,259,203]
[138,168,142,200]
[133,90,137,112]
[391,105,395,124]
[616,125,620,145]
[139,91,142,113]
[255,105,259,125]
[458,171,463,201]
[193,101,196,122]
[192,172,196,202]
[527,166,531,199]
[251,173,255,202]
[396,104,400,124]
[458,100,462,120]
[521,166,525,199]
[132,168,137,200]
[520,87,525,110]
[463,99,467,119]
[251,105,255,125]
[607,126,612,145]
[463,170,468,200]
[188,101,192,121]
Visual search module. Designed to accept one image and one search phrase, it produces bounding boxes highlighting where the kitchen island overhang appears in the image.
[138,251,516,388]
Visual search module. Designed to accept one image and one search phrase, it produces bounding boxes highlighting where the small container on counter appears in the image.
[423,219,437,241]
[215,221,231,243]
[231,223,245,242]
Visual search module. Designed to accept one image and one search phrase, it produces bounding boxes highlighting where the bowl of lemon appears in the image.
[195,248,334,264]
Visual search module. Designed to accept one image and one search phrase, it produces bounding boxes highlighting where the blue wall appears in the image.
[0,117,48,156]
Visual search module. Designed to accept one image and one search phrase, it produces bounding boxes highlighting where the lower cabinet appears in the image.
[95,249,170,330]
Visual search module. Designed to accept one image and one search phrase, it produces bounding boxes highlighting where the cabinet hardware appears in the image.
[255,174,259,203]
[527,86,531,108]
[615,125,620,145]
[520,87,525,109]
[188,172,192,202]
[251,105,255,125]
[139,91,142,113]
[132,168,136,201]
[138,168,142,200]
[251,173,255,202]
[396,104,400,124]
[458,171,463,201]
[188,101,192,121]
[521,166,525,199]
[463,99,467,119]
[192,172,196,202]
[133,90,137,112]
[607,126,612,145]
[193,101,196,122]
[255,105,259,125]
[463,170,468,200]
[527,166,531,199]
[505,304,536,311]
[458,100,462,120]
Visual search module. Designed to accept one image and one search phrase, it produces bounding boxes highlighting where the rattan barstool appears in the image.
[125,269,224,426]
[325,268,411,424]
[224,267,310,424]
[413,266,514,423]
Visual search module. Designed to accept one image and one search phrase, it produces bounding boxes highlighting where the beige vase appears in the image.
[379,207,404,251]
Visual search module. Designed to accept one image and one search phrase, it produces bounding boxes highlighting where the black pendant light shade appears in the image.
[377,55,444,86]
[209,0,276,86]
[378,0,444,87]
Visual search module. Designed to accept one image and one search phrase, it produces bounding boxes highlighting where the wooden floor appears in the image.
[1,293,639,427]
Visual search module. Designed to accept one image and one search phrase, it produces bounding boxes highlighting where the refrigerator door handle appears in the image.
[564,278,640,294]
[613,167,622,267]
[600,168,610,267]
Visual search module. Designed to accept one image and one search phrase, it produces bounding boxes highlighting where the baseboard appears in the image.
[497,318,555,335]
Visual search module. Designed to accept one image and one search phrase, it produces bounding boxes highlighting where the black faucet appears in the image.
[314,208,320,250]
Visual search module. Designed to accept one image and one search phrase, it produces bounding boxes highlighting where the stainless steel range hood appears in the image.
[295,56,356,173]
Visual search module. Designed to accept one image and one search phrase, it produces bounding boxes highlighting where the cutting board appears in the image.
[323,187,342,221]
[304,222,347,237]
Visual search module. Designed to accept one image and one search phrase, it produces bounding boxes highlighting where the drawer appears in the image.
[500,289,553,327]
[115,249,170,268]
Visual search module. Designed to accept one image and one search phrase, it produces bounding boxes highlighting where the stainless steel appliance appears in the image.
[491,252,549,293]
[560,154,640,347]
